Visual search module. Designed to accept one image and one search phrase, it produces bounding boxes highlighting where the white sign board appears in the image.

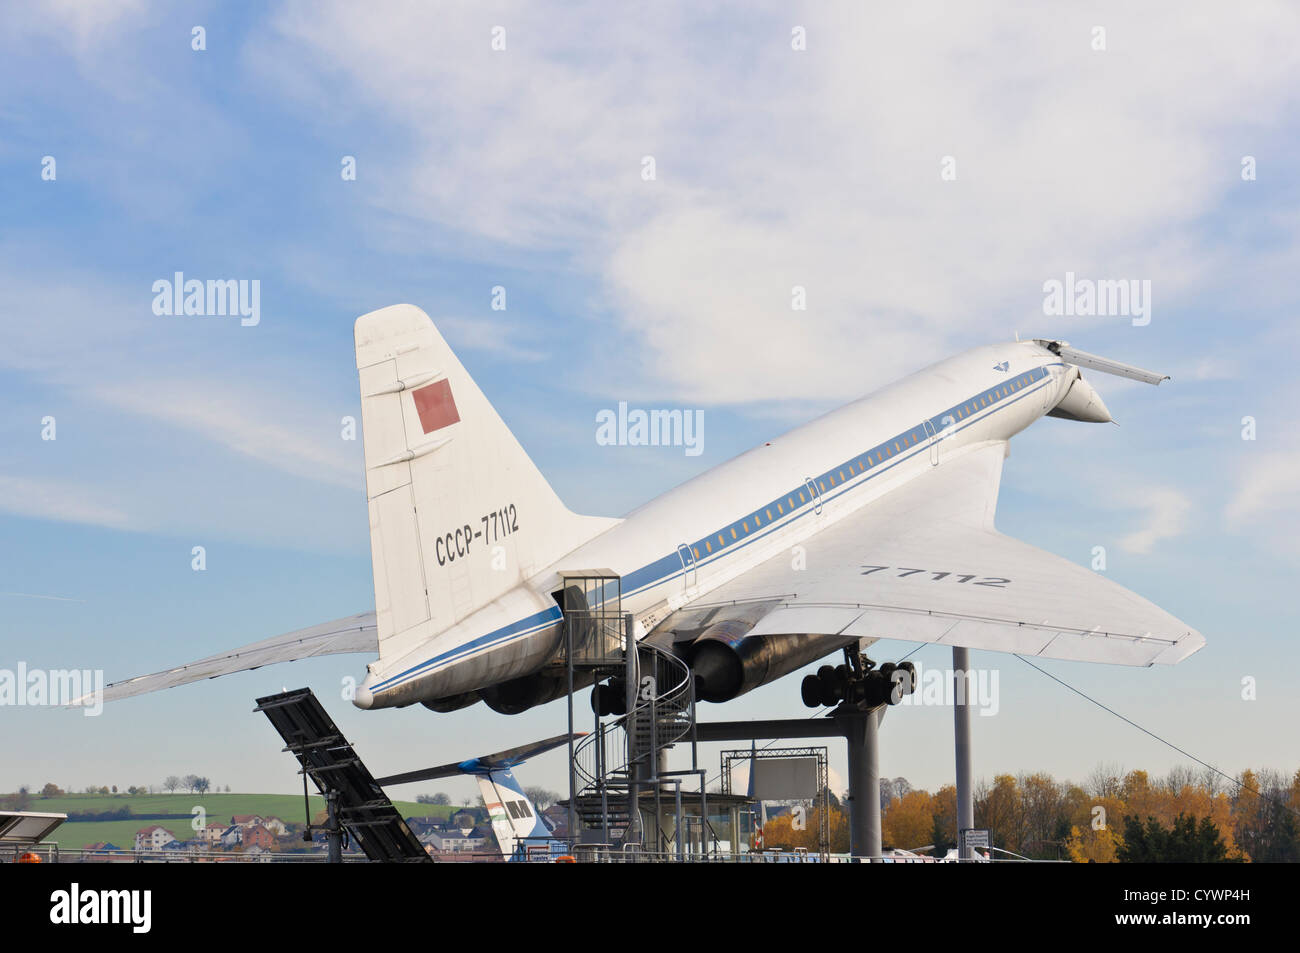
[752,757,818,801]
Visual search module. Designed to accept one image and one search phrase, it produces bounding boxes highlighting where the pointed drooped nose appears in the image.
[1047,369,1113,423]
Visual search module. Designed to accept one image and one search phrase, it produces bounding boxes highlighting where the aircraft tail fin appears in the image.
[476,768,550,861]
[354,305,618,659]
[374,731,579,861]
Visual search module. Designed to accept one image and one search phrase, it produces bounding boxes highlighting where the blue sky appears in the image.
[2,2,1298,805]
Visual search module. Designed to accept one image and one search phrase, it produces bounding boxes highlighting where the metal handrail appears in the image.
[572,641,693,793]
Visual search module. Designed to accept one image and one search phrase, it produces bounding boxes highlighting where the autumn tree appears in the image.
[1233,768,1300,862]
[762,811,806,850]
[882,789,934,850]
[930,784,958,855]
[1084,763,1124,800]
[762,806,848,853]
[1018,772,1069,859]
[1064,795,1125,863]
[976,774,1023,854]
[1065,820,1122,863]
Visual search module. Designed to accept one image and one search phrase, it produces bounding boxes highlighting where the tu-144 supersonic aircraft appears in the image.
[89,304,1203,715]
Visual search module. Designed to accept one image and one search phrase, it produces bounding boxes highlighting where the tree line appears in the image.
[21,777,234,799]
[762,764,1300,861]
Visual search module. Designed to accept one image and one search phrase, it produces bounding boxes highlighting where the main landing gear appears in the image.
[800,649,916,709]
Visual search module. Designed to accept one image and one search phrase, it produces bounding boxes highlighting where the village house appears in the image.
[134,825,176,852]
[241,823,277,850]
[420,828,488,853]
[196,822,226,847]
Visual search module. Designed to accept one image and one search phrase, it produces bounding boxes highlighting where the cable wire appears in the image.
[1015,653,1300,819]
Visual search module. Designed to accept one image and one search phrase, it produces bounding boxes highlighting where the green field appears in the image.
[6,793,474,851]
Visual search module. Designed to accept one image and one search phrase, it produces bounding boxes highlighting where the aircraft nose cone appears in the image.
[1051,373,1113,423]
[1077,381,1113,423]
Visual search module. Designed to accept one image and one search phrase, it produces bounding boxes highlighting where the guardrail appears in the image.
[15,844,1071,864]
[564,847,1070,864]
[16,846,370,863]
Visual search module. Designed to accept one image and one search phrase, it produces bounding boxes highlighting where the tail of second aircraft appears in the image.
[476,768,553,861]
[355,304,618,659]
[375,731,577,861]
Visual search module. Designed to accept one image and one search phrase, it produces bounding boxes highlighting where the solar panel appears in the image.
[0,811,67,845]
[255,688,430,863]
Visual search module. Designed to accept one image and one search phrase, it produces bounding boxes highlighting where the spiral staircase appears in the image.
[556,573,709,854]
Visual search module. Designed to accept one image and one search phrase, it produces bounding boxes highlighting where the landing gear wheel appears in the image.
[815,665,841,706]
[801,674,821,708]
[607,679,628,716]
[897,661,916,695]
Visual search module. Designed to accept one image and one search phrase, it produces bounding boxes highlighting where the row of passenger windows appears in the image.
[686,368,1044,562]
[936,368,1042,426]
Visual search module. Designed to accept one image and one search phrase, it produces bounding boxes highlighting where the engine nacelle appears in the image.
[480,670,596,715]
[667,605,853,703]
[420,692,480,713]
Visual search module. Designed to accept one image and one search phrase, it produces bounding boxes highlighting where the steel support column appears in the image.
[954,645,974,860]
[697,707,884,860]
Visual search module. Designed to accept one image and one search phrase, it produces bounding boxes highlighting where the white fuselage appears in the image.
[356,340,1070,709]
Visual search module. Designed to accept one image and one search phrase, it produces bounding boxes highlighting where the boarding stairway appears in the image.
[556,573,707,852]
[572,645,702,846]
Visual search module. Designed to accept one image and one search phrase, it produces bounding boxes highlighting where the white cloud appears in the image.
[252,1,1300,404]
[435,316,549,363]
[1118,487,1192,554]
[1219,364,1300,559]
[10,0,148,53]
[0,475,130,529]
[92,380,360,491]
[0,264,361,494]
[1225,449,1300,557]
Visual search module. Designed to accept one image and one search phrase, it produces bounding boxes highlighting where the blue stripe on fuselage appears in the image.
[373,365,1057,697]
